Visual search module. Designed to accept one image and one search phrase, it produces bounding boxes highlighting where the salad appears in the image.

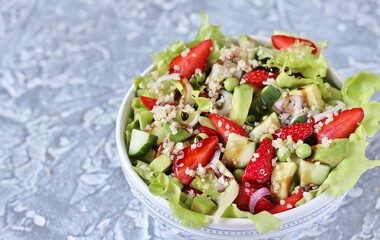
[125,13,380,233]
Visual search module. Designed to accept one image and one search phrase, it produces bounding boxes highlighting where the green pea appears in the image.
[196,72,206,83]
[246,115,256,123]
[276,147,291,162]
[224,77,239,92]
[233,169,244,184]
[260,133,274,141]
[296,143,312,159]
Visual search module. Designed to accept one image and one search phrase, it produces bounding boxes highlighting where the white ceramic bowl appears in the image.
[116,37,346,240]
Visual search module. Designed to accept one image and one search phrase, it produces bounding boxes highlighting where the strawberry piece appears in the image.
[315,108,364,144]
[234,186,274,213]
[243,69,279,87]
[208,114,247,142]
[269,189,304,214]
[272,35,318,54]
[242,138,275,184]
[182,186,203,196]
[234,186,256,212]
[173,136,219,185]
[169,39,213,79]
[140,96,157,110]
[196,125,219,137]
[274,122,314,142]
[254,197,274,213]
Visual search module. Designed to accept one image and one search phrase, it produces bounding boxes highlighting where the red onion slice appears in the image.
[188,112,200,128]
[219,90,232,116]
[274,95,303,114]
[209,149,221,177]
[180,78,194,105]
[156,73,181,83]
[279,113,290,126]
[312,101,345,123]
[248,187,271,214]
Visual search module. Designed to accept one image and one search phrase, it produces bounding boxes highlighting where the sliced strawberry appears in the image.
[234,186,274,213]
[269,189,304,214]
[274,122,314,142]
[208,114,247,142]
[254,197,274,213]
[173,136,219,185]
[315,108,364,144]
[234,186,256,212]
[196,125,219,137]
[272,35,318,55]
[140,96,157,110]
[243,69,279,87]
[242,138,275,184]
[169,39,213,79]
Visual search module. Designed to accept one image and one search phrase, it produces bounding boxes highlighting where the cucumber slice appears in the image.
[128,129,158,158]
[249,85,281,119]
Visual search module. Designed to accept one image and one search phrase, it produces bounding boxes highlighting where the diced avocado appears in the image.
[209,64,225,82]
[134,109,153,130]
[149,154,172,173]
[311,139,349,168]
[147,125,166,145]
[140,148,156,163]
[223,133,256,168]
[191,194,217,215]
[184,197,194,209]
[249,112,280,142]
[290,84,325,111]
[271,162,298,200]
[233,169,244,184]
[249,85,282,119]
[228,84,254,126]
[190,171,220,202]
[128,129,157,158]
[298,160,330,187]
[163,123,193,143]
[199,116,217,130]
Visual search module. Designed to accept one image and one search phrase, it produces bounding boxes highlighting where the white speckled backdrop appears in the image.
[1,0,380,239]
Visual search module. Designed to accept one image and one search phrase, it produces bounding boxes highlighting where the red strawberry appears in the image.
[315,108,364,144]
[196,125,219,137]
[242,138,275,184]
[140,96,157,110]
[271,35,318,54]
[269,189,304,214]
[169,39,213,79]
[173,136,219,185]
[243,69,279,87]
[182,186,203,196]
[274,122,314,142]
[234,186,273,213]
[208,114,248,142]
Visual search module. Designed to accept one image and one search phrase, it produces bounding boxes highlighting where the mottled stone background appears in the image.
[1,0,380,239]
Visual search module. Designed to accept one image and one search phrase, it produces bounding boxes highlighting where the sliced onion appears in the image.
[248,187,271,213]
[209,149,221,178]
[180,78,194,105]
[219,90,232,116]
[218,182,225,193]
[312,101,345,123]
[279,113,290,126]
[188,112,200,128]
[274,95,303,114]
[156,73,181,84]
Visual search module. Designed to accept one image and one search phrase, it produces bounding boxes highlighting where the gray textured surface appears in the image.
[1,0,380,239]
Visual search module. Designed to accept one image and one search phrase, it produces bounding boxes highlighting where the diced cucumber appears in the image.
[249,85,281,119]
[223,133,257,168]
[249,112,280,142]
[128,129,157,158]
[228,84,254,126]
[298,160,330,187]
[148,125,166,145]
[149,154,172,173]
[191,194,217,215]
[271,162,298,200]
[140,148,156,163]
[125,119,140,150]
[134,109,153,130]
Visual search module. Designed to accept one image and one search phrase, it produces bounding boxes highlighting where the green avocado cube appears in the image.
[191,194,217,215]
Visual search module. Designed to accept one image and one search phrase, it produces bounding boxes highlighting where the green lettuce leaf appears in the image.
[194,97,213,112]
[318,126,380,197]
[342,72,380,137]
[195,12,229,42]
